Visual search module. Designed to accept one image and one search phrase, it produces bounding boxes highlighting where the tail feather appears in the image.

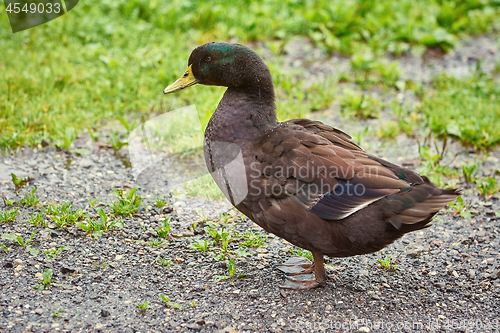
[389,186,460,227]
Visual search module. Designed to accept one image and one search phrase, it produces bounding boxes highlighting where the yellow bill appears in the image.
[163,65,199,94]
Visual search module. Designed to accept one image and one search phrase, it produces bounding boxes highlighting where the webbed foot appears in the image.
[276,252,327,290]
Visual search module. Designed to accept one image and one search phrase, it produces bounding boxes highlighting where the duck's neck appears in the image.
[205,86,278,143]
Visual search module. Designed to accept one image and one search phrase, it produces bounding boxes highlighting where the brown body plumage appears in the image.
[164,42,459,289]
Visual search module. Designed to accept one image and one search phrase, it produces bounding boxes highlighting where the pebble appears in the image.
[336,301,346,309]
[407,246,424,258]
[434,282,446,289]
[174,257,185,264]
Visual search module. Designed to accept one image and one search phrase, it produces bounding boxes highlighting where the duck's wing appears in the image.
[250,119,456,226]
[290,119,425,185]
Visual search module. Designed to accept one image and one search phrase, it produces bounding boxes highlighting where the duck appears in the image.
[163,42,459,289]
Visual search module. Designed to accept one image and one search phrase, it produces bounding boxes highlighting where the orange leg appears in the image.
[312,251,327,284]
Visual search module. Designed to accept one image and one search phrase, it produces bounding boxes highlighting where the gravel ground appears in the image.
[1,37,500,333]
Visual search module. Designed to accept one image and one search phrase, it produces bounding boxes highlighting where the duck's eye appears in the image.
[205,56,211,62]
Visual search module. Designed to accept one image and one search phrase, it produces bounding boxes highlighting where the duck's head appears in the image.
[164,42,272,94]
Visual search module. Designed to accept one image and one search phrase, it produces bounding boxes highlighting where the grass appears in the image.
[43,201,86,228]
[109,188,142,217]
[158,294,182,309]
[476,177,499,200]
[1,0,500,150]
[136,301,151,311]
[238,231,268,248]
[290,247,313,261]
[0,207,19,223]
[182,175,225,201]
[1,230,39,256]
[378,254,400,271]
[44,246,68,262]
[190,239,209,252]
[417,143,459,188]
[19,187,40,207]
[33,268,53,291]
[152,195,168,209]
[155,217,171,238]
[422,73,500,150]
[449,196,472,220]
[76,207,124,238]
[213,258,246,281]
[156,256,172,268]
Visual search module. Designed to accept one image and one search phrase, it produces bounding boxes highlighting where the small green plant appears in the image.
[156,256,172,268]
[378,254,400,271]
[234,248,252,258]
[194,208,208,222]
[418,143,458,187]
[109,188,142,217]
[1,230,39,255]
[88,128,100,142]
[148,238,166,247]
[55,127,76,150]
[87,198,99,209]
[76,208,123,238]
[476,177,498,200]
[205,225,231,253]
[2,197,15,206]
[44,246,69,262]
[448,196,471,220]
[153,195,168,208]
[159,293,182,309]
[462,161,478,184]
[109,131,128,152]
[19,187,40,207]
[218,212,231,223]
[188,301,196,308]
[117,116,139,135]
[377,120,400,140]
[156,217,171,238]
[136,301,150,311]
[0,243,8,253]
[239,231,268,248]
[11,173,28,187]
[290,247,313,261]
[190,239,209,252]
[351,126,369,146]
[0,207,19,223]
[33,268,53,290]
[340,89,382,119]
[213,258,246,281]
[213,252,226,261]
[203,223,223,242]
[44,201,86,227]
[379,254,392,269]
[52,307,63,317]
